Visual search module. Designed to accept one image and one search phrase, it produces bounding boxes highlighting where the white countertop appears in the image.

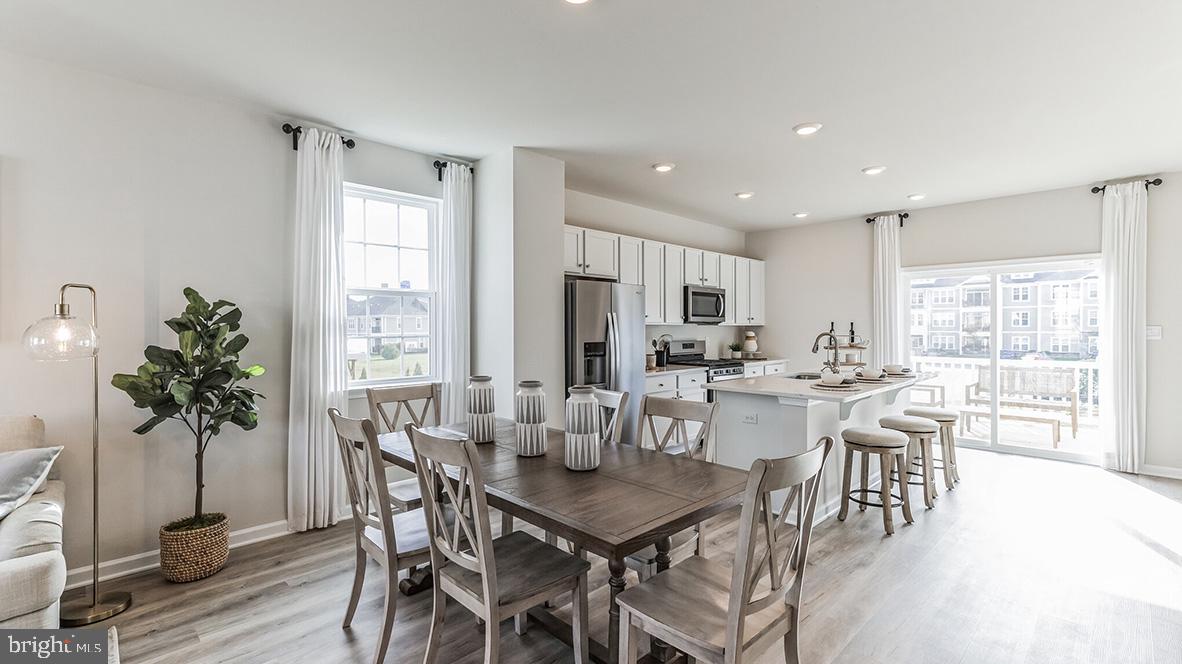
[645,364,708,377]
[708,374,917,404]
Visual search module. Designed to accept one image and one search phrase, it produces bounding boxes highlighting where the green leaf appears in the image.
[210,299,235,312]
[136,362,160,381]
[183,287,209,310]
[178,330,199,358]
[144,345,178,368]
[111,373,139,392]
[150,400,183,418]
[224,334,248,354]
[170,381,194,406]
[213,308,242,330]
[133,415,170,435]
[242,364,265,377]
[200,369,232,389]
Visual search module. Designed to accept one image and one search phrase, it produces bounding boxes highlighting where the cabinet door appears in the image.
[734,257,751,325]
[764,362,786,376]
[642,241,665,323]
[701,251,720,287]
[744,363,765,378]
[618,236,643,286]
[582,230,619,279]
[719,254,737,325]
[683,247,703,284]
[749,259,766,325]
[663,245,685,323]
[563,227,583,273]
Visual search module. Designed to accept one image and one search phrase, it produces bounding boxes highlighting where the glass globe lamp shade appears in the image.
[22,313,99,361]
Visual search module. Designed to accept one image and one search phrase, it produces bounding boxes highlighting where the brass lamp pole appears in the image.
[22,284,132,625]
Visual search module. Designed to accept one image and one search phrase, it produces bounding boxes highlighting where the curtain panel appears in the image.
[438,162,473,423]
[872,214,906,368]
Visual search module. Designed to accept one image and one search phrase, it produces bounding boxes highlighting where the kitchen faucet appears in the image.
[811,331,840,374]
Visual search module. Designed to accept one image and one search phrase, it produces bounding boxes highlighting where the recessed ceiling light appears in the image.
[792,122,823,136]
[735,191,755,200]
[793,212,809,219]
[565,0,590,4]
[907,193,926,201]
[651,162,676,173]
[861,165,887,176]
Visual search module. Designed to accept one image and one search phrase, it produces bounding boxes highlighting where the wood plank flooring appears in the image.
[82,449,1182,664]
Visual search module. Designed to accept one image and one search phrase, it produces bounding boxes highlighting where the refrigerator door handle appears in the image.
[612,312,622,392]
[605,313,616,391]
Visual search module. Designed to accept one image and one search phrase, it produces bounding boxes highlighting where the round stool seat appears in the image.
[903,406,958,423]
[841,426,909,449]
[879,415,940,434]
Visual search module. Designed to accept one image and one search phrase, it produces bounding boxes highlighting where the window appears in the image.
[963,312,989,332]
[1012,335,1031,352]
[932,312,956,328]
[1051,311,1071,328]
[1088,337,1099,355]
[911,291,926,306]
[1087,309,1098,327]
[1087,280,1099,299]
[1052,284,1072,301]
[912,312,926,327]
[930,335,957,350]
[1011,312,1030,327]
[1012,286,1031,302]
[963,289,989,307]
[344,183,440,385]
[1051,337,1071,353]
[932,289,956,305]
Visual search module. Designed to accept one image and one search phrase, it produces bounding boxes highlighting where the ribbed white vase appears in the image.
[515,380,547,457]
[565,386,601,471]
[466,375,496,444]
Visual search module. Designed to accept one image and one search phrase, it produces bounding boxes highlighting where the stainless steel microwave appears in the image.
[683,285,726,324]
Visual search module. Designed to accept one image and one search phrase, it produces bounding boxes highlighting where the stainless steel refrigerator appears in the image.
[565,279,646,444]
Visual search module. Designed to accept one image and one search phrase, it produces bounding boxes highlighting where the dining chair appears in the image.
[625,395,719,581]
[592,388,630,444]
[328,408,435,664]
[616,438,834,664]
[367,383,442,512]
[406,423,591,664]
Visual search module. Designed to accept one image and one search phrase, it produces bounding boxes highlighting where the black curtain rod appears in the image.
[282,123,356,151]
[1091,177,1163,194]
[865,212,910,227]
[433,160,475,182]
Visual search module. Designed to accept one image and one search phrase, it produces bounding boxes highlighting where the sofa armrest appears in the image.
[0,551,66,622]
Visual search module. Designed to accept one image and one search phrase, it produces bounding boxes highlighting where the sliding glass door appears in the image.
[906,258,1101,463]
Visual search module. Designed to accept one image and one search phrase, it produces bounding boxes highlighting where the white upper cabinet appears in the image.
[749,259,766,325]
[563,226,583,273]
[582,229,619,279]
[663,244,685,324]
[701,251,720,287]
[618,236,643,286]
[642,240,664,323]
[719,254,736,325]
[734,257,751,325]
[682,247,703,285]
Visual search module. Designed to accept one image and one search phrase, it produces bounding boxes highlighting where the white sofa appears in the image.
[0,416,66,628]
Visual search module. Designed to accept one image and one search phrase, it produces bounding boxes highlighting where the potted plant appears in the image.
[728,342,744,359]
[111,288,265,582]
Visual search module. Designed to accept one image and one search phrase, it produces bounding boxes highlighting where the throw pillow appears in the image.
[0,446,63,520]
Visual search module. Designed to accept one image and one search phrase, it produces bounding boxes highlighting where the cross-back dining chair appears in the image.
[592,388,630,444]
[406,423,592,664]
[328,408,435,664]
[625,395,719,580]
[366,383,442,512]
[616,437,834,664]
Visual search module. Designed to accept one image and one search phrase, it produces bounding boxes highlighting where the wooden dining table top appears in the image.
[377,417,750,559]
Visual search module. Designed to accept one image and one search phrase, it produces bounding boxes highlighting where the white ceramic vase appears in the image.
[743,331,759,353]
[466,375,496,444]
[564,386,601,471]
[514,380,547,457]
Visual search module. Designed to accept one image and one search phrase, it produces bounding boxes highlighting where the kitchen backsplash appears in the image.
[646,324,748,360]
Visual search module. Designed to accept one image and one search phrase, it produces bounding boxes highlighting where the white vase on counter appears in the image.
[743,331,759,353]
[564,386,601,471]
[466,375,496,444]
[514,380,547,457]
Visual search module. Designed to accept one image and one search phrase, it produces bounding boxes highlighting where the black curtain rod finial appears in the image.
[281,123,355,151]
[865,212,909,227]
[433,160,446,182]
[1091,177,1163,194]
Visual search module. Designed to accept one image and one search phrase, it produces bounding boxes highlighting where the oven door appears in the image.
[683,285,726,324]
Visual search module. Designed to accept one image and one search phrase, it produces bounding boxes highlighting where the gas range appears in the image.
[665,340,745,382]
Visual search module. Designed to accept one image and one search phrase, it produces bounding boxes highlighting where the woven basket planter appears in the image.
[159,514,229,583]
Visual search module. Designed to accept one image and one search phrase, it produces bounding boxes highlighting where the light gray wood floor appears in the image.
[86,449,1182,664]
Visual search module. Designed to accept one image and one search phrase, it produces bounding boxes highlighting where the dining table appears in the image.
[377,417,750,664]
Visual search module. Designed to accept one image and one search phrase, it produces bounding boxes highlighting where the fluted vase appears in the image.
[564,386,601,471]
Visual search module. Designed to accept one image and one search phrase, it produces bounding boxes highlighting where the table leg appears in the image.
[649,537,673,662]
[608,557,627,664]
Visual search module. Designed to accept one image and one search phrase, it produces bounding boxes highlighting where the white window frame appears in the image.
[1052,284,1072,301]
[932,289,956,305]
[910,291,926,306]
[343,182,442,389]
[1051,336,1071,353]
[1052,311,1070,328]
[1012,286,1031,302]
[1087,280,1099,299]
[931,312,956,329]
[1011,311,1030,327]
[1012,335,1031,352]
[1087,309,1098,327]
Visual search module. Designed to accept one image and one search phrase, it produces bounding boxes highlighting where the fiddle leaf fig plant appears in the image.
[111,288,265,529]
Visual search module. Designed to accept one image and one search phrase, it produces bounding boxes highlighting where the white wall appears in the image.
[749,178,1182,473]
[0,50,442,572]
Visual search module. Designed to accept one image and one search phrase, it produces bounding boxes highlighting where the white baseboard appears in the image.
[65,519,291,590]
[1140,464,1182,481]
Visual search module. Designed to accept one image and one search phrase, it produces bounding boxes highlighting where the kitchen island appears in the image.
[709,373,916,519]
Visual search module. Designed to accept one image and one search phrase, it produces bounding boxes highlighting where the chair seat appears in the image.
[440,531,590,607]
[387,478,423,509]
[616,555,792,657]
[363,507,436,557]
[879,415,940,435]
[903,407,958,423]
[841,426,909,449]
[626,528,699,567]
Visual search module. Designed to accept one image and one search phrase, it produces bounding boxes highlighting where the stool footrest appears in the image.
[846,490,905,510]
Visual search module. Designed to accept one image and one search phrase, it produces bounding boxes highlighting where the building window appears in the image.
[911,291,926,306]
[932,312,956,329]
[930,335,956,351]
[963,289,989,308]
[1087,309,1098,327]
[1051,337,1071,353]
[1088,337,1099,355]
[1012,336,1031,352]
[1012,286,1031,302]
[344,183,440,385]
[1087,280,1099,299]
[912,312,925,327]
[1052,311,1071,328]
[932,289,956,305]
[1051,284,1072,301]
[1011,311,1030,327]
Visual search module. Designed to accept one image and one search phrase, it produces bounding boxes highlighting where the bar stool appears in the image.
[838,427,914,535]
[879,415,941,509]
[905,406,960,489]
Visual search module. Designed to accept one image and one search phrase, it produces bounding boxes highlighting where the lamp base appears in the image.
[60,590,132,626]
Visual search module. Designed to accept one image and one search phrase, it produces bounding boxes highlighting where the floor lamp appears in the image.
[22,283,132,626]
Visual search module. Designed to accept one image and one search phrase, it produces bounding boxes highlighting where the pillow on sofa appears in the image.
[0,446,63,521]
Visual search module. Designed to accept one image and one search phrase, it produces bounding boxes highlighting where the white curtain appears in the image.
[438,162,473,423]
[872,214,906,368]
[1099,181,1148,473]
[287,128,346,531]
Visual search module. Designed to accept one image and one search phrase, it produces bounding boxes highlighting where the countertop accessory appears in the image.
[743,330,759,353]
[514,380,547,457]
[728,342,743,359]
[466,375,496,443]
[646,353,657,370]
[565,386,601,471]
[812,382,860,392]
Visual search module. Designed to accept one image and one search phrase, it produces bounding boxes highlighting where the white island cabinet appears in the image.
[709,374,915,520]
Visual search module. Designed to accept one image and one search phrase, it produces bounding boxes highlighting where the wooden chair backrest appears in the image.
[328,408,397,565]
[367,383,442,433]
[405,423,498,608]
[592,388,630,444]
[636,395,718,460]
[725,437,833,653]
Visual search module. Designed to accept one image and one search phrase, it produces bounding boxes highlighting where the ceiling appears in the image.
[2,0,1181,230]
